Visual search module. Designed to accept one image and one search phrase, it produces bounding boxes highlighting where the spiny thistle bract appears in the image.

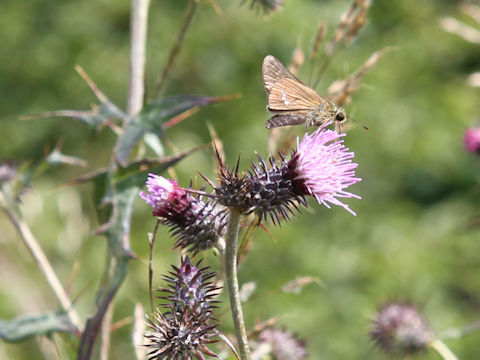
[369,302,433,357]
[145,257,221,360]
[140,174,228,254]
[215,126,361,224]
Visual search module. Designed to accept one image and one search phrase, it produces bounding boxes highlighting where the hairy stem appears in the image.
[430,339,458,360]
[100,302,114,360]
[77,1,150,358]
[225,208,251,360]
[152,0,199,98]
[128,0,151,116]
[0,192,82,330]
[77,257,130,360]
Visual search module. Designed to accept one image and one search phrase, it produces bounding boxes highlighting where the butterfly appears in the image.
[262,55,347,132]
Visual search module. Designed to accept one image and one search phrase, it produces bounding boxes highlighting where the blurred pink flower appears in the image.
[464,127,480,153]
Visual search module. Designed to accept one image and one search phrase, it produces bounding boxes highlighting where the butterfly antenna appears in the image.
[348,115,369,131]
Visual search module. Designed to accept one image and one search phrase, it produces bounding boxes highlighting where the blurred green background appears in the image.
[1,0,480,358]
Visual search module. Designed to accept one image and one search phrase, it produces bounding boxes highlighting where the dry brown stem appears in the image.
[328,47,391,106]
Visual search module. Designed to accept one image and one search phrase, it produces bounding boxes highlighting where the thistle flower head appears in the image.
[140,174,227,254]
[145,257,220,360]
[295,126,361,215]
[258,328,307,360]
[464,126,480,154]
[215,126,361,224]
[370,302,433,357]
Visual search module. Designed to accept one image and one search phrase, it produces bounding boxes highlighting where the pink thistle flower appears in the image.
[215,125,361,223]
[296,127,361,215]
[140,174,186,217]
[464,127,480,154]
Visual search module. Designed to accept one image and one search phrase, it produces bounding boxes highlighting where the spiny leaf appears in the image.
[0,312,76,343]
[20,67,126,130]
[113,145,207,189]
[67,146,205,224]
[114,94,238,166]
[47,147,87,167]
[69,145,205,187]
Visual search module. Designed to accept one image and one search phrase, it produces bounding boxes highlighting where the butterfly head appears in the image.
[334,108,347,124]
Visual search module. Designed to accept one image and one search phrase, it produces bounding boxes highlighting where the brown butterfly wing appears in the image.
[263,55,331,113]
[262,55,298,92]
[267,78,330,113]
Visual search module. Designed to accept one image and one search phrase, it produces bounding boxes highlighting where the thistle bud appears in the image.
[140,174,228,254]
[370,302,433,357]
[145,257,220,360]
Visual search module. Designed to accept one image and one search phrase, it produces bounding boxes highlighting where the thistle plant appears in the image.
[140,174,228,254]
[140,124,361,359]
[4,1,478,360]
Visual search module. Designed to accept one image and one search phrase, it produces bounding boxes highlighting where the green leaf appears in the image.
[114,94,237,166]
[0,312,76,343]
[113,145,207,190]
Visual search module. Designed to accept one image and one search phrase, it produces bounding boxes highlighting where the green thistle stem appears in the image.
[430,338,458,360]
[225,208,251,360]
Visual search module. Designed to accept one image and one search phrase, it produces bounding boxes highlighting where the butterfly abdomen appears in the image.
[265,114,306,129]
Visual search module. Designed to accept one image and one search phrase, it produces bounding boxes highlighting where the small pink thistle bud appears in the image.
[370,302,433,357]
[464,127,480,154]
[140,174,227,254]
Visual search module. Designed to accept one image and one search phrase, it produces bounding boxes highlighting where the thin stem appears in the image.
[100,303,114,360]
[152,0,199,98]
[430,338,459,360]
[148,220,161,313]
[0,192,82,331]
[224,208,251,360]
[128,0,151,116]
